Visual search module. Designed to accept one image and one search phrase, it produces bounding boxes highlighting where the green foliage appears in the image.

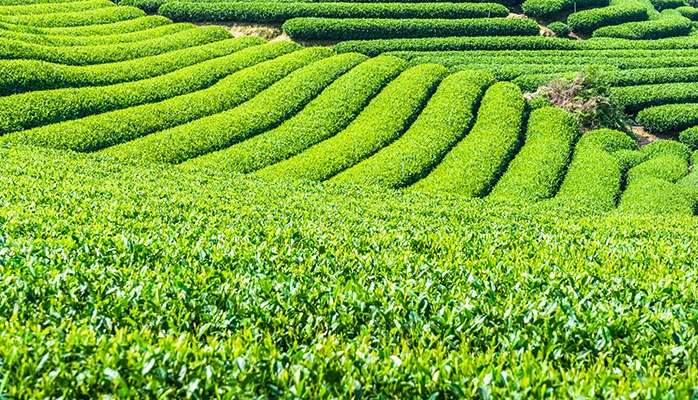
[0,0,114,16]
[0,36,281,136]
[522,0,607,18]
[104,51,363,164]
[612,149,648,172]
[555,129,635,210]
[0,21,195,47]
[626,154,688,184]
[3,42,304,152]
[0,24,232,65]
[3,146,698,397]
[548,21,571,37]
[567,4,649,34]
[0,0,89,4]
[0,15,172,36]
[679,126,698,149]
[256,63,449,181]
[284,17,540,41]
[489,107,580,202]
[413,82,526,197]
[676,5,698,19]
[592,9,692,39]
[0,36,264,96]
[617,176,696,214]
[635,103,698,132]
[0,5,145,27]
[651,0,688,10]
[613,82,698,113]
[182,55,408,175]
[159,1,509,23]
[333,34,698,56]
[641,139,692,160]
[123,0,519,13]
[330,70,496,188]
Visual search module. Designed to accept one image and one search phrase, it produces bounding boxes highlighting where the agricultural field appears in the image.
[1,0,698,398]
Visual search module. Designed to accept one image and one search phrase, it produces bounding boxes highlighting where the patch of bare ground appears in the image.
[195,21,284,41]
[194,21,340,46]
[632,125,677,147]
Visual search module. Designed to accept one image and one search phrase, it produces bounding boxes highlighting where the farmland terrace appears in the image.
[1,0,698,398]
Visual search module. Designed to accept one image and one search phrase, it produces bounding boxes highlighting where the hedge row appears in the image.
[122,0,519,14]
[256,64,449,182]
[641,139,692,161]
[0,39,282,136]
[612,149,647,173]
[331,70,495,189]
[617,176,695,215]
[489,107,579,202]
[4,44,319,152]
[678,168,698,204]
[0,25,231,65]
[0,0,113,15]
[0,22,195,47]
[451,63,612,81]
[0,16,172,36]
[567,4,649,34]
[679,126,698,149]
[284,17,540,41]
[0,36,262,96]
[676,5,698,20]
[333,35,698,56]
[522,0,606,18]
[617,149,694,215]
[183,55,408,175]
[636,104,698,132]
[0,0,87,5]
[412,82,525,197]
[334,37,575,56]
[158,2,509,23]
[625,154,688,184]
[398,48,698,63]
[650,0,687,11]
[0,6,146,28]
[555,129,636,210]
[612,82,698,113]
[592,10,692,39]
[104,51,363,164]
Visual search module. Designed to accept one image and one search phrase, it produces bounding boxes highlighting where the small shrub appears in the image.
[548,21,571,37]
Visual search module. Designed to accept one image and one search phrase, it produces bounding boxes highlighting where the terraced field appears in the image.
[2,0,698,398]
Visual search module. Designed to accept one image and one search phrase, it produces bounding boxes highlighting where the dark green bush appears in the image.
[676,5,698,19]
[567,4,649,34]
[548,21,571,37]
[284,18,540,41]
[651,0,687,11]
[0,15,172,36]
[522,0,606,18]
[159,1,509,23]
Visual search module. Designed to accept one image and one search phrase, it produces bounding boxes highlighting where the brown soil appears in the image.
[194,21,340,47]
[632,125,677,147]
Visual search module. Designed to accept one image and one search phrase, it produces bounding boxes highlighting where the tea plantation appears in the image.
[1,0,698,397]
